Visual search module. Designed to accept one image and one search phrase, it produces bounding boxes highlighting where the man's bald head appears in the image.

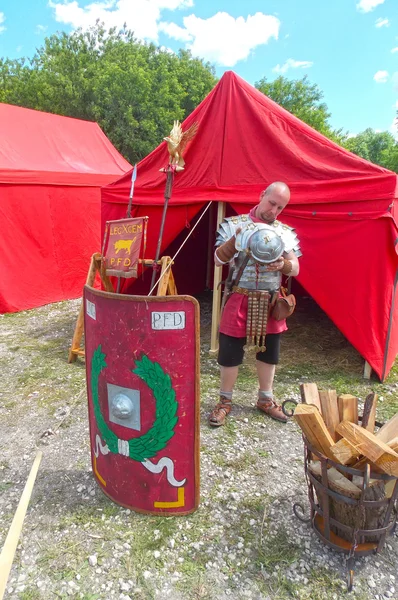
[256,182,290,223]
[263,182,290,202]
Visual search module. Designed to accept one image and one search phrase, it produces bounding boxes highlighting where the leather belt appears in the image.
[232,286,271,296]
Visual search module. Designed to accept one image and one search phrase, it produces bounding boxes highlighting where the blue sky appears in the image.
[0,0,397,137]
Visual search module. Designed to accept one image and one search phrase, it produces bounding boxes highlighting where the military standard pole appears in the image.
[149,167,174,294]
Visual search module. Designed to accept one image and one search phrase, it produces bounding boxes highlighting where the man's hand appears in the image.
[265,257,284,272]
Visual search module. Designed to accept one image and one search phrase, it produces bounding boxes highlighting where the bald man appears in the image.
[209,182,302,427]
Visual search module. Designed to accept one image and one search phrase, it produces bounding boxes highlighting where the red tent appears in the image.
[102,71,398,381]
[0,103,131,313]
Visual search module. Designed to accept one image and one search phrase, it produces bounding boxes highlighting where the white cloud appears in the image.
[374,70,389,82]
[48,0,194,43]
[162,12,280,66]
[391,47,398,53]
[272,58,313,74]
[158,21,192,42]
[35,24,48,35]
[356,0,385,12]
[0,12,6,34]
[375,17,389,27]
[48,2,279,66]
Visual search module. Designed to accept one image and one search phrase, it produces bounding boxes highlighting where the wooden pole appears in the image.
[363,361,372,379]
[150,168,173,293]
[205,203,214,290]
[209,202,226,356]
[0,452,43,600]
[68,253,99,363]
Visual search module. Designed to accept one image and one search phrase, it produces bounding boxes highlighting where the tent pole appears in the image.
[363,361,372,379]
[209,202,226,356]
[205,203,214,290]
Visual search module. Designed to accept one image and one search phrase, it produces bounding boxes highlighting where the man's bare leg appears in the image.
[209,365,239,427]
[256,360,287,423]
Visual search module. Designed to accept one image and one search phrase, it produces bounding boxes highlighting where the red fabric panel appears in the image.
[232,201,398,379]
[0,103,131,184]
[291,216,397,380]
[101,70,398,378]
[0,185,101,313]
[382,271,398,381]
[102,71,396,208]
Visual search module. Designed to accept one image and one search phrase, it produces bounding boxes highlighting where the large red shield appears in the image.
[84,286,200,515]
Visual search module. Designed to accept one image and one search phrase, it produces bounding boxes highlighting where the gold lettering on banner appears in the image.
[110,224,143,235]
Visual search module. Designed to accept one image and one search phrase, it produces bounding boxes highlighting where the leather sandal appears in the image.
[209,397,232,427]
[257,399,288,423]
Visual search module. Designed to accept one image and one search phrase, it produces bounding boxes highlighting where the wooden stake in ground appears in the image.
[0,451,42,600]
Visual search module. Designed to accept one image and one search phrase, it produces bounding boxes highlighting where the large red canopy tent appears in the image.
[0,103,131,314]
[102,71,398,381]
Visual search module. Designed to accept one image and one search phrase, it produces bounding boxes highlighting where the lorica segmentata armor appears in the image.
[216,214,302,292]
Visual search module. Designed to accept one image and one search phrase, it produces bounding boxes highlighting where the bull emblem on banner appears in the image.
[113,237,137,255]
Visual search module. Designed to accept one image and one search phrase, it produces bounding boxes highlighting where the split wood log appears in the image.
[330,437,361,465]
[294,404,335,459]
[337,394,358,425]
[351,436,398,473]
[361,392,378,433]
[309,461,387,543]
[376,413,398,444]
[319,389,341,441]
[300,383,321,412]
[336,421,398,477]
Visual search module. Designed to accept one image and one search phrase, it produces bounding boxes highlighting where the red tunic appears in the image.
[219,206,287,338]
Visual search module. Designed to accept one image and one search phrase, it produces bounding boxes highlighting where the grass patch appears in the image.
[19,589,42,600]
[213,451,257,471]
[256,527,300,570]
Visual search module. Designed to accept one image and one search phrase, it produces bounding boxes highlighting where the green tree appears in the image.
[0,22,217,163]
[255,75,346,144]
[344,128,397,170]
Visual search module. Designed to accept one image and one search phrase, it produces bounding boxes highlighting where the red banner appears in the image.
[83,286,200,515]
[102,217,147,278]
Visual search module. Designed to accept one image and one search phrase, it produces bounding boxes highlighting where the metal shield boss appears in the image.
[84,286,200,515]
[236,223,285,263]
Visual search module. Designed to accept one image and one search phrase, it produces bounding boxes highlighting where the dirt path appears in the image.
[0,296,397,600]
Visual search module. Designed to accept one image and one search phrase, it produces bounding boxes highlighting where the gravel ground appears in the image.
[0,295,398,600]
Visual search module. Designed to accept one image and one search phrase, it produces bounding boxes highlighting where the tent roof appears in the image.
[0,103,131,186]
[103,70,397,211]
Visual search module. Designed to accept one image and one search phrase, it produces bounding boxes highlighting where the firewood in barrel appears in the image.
[294,404,335,459]
[308,461,387,543]
[336,421,398,477]
[337,394,358,425]
[377,413,398,444]
[300,383,322,412]
[319,389,341,441]
[330,437,361,465]
[353,436,398,472]
[361,392,378,433]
